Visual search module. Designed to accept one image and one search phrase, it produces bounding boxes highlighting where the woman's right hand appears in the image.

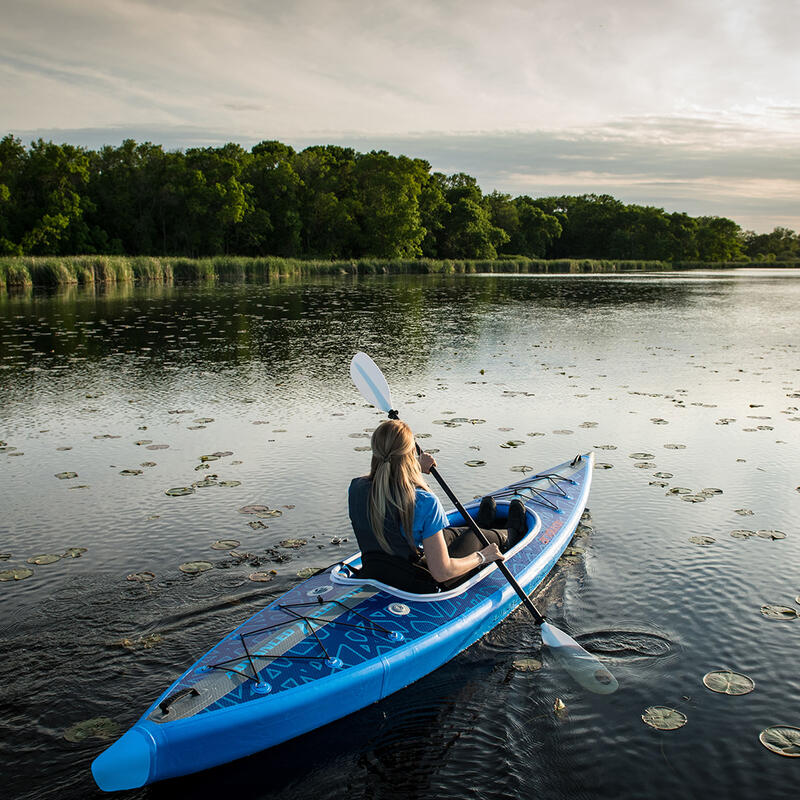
[481,542,504,564]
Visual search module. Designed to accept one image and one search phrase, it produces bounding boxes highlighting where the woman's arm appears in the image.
[422,530,504,584]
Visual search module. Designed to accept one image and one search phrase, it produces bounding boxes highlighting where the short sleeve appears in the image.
[413,489,448,543]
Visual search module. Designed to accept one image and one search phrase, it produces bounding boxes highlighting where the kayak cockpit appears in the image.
[330,503,540,602]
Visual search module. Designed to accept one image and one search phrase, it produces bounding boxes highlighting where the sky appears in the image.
[2,0,799,232]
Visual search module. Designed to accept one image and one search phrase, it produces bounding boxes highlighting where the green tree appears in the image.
[696,216,744,261]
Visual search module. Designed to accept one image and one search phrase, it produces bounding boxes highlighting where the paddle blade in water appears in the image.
[541,621,619,695]
[350,352,393,413]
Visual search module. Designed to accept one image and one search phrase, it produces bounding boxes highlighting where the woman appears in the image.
[348,419,526,593]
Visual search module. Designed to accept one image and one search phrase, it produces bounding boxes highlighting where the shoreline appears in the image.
[2,255,799,291]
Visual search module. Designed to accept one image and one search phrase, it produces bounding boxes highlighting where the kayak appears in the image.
[92,451,594,791]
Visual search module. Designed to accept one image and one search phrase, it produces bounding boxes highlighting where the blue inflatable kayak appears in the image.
[92,452,594,791]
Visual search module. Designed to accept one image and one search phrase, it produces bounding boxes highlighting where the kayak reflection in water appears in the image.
[348,419,527,593]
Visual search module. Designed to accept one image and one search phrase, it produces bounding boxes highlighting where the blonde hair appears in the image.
[367,419,428,553]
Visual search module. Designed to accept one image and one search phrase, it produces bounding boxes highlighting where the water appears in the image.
[1,271,799,799]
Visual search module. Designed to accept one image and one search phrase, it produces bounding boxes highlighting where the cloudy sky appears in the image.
[3,0,799,232]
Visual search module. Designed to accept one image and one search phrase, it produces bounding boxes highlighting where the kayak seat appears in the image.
[355,551,439,594]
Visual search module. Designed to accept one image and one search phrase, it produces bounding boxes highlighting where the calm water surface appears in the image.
[1,271,799,799]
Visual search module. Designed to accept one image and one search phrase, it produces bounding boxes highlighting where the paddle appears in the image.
[350,351,618,695]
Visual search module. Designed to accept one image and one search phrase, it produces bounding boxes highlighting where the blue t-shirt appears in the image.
[348,477,448,559]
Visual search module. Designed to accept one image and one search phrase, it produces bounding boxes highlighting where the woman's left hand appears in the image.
[419,452,436,474]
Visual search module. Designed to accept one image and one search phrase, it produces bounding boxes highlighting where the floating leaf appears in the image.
[499,440,525,448]
[630,453,655,460]
[664,444,686,449]
[199,454,219,462]
[55,472,78,480]
[760,604,798,621]
[211,539,240,550]
[118,633,163,651]
[94,434,121,440]
[510,465,533,473]
[134,440,152,446]
[641,706,687,730]
[650,481,669,487]
[526,432,546,437]
[248,571,275,582]
[653,472,673,479]
[126,571,155,582]
[194,418,215,424]
[512,657,543,672]
[280,539,307,549]
[667,487,692,495]
[756,530,786,540]
[146,444,169,450]
[212,451,234,458]
[0,567,34,581]
[63,717,121,743]
[702,670,754,695]
[192,478,218,488]
[553,698,567,717]
[734,508,754,516]
[682,495,707,503]
[238,505,282,517]
[119,469,143,476]
[469,419,486,425]
[0,553,10,560]
[140,461,157,467]
[465,460,486,467]
[594,463,613,470]
[218,480,241,488]
[296,567,322,579]
[730,529,755,539]
[594,444,617,450]
[650,418,669,425]
[634,462,657,469]
[63,547,87,558]
[552,429,573,435]
[759,726,800,757]
[27,554,61,565]
[165,487,195,497]
[689,536,715,546]
[179,561,213,574]
[248,521,268,530]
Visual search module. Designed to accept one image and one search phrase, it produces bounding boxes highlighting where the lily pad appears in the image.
[552,429,573,435]
[280,539,307,549]
[199,454,219,462]
[512,657,543,672]
[165,487,195,497]
[465,460,486,467]
[682,495,707,503]
[296,567,322,579]
[734,508,754,516]
[702,670,755,695]
[510,465,533,473]
[500,440,525,448]
[641,706,687,730]
[63,547,87,558]
[118,633,163,651]
[134,440,152,446]
[63,717,121,743]
[55,472,78,480]
[238,505,282,517]
[730,529,755,539]
[698,487,723,497]
[179,561,213,574]
[664,444,686,449]
[0,567,34,581]
[630,453,655,460]
[634,462,656,469]
[594,463,613,470]
[526,432,546,437]
[194,418,215,424]
[140,461,157,467]
[689,536,715,546]
[211,539,240,550]
[756,530,786,540]
[27,553,61,565]
[248,571,275,582]
[126,571,155,582]
[119,469,143,476]
[667,487,692,495]
[146,444,169,451]
[760,604,798,620]
[248,521,268,530]
[594,444,617,450]
[192,478,218,488]
[218,480,241,488]
[0,553,10,560]
[212,451,234,458]
[759,726,800,757]
[653,472,673,479]
[650,481,669,488]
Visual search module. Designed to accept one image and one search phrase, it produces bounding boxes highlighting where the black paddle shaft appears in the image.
[417,445,546,625]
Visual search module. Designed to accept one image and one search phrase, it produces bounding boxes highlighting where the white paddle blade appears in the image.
[541,621,619,695]
[350,352,393,413]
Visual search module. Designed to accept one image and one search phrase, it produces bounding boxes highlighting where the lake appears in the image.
[1,270,799,799]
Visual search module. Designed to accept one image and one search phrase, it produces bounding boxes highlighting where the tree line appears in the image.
[1,134,797,262]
